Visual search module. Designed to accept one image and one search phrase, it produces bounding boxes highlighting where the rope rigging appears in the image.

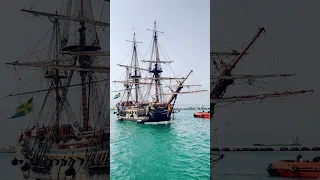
[211,128,224,168]
[212,0,291,170]
[8,0,110,179]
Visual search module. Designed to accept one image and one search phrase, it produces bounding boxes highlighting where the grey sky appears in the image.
[0,1,46,147]
[110,0,210,108]
[211,0,320,147]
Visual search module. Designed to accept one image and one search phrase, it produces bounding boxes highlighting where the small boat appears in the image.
[193,111,210,119]
[267,155,320,179]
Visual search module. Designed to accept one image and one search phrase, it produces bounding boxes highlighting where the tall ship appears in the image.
[210,28,313,169]
[113,21,207,124]
[7,0,110,179]
[210,4,314,174]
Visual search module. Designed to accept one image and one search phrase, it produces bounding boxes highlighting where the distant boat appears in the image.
[253,138,302,147]
[193,111,210,119]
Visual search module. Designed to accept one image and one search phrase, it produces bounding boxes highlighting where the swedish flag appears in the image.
[113,93,121,99]
[9,97,33,119]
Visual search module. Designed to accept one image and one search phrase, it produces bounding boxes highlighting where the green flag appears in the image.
[9,97,33,119]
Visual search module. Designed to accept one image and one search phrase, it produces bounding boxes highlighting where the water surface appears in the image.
[0,110,210,179]
[0,153,23,179]
[110,110,210,180]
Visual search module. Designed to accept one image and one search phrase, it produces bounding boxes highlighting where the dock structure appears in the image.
[211,146,320,152]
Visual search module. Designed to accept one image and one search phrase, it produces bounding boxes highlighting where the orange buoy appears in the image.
[193,111,210,119]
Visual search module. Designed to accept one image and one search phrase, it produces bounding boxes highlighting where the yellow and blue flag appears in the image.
[9,97,33,119]
[113,93,121,99]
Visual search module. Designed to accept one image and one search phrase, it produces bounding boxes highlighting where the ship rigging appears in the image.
[210,3,314,174]
[113,21,207,124]
[7,0,110,179]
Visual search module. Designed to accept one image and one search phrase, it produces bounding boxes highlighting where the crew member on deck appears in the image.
[296,154,303,162]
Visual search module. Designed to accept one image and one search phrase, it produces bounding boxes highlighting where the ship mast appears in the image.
[114,22,207,106]
[166,70,193,106]
[147,21,164,103]
[44,15,67,132]
[211,27,314,115]
[53,17,62,132]
[6,0,110,135]
[211,28,264,102]
[79,18,89,132]
[58,0,102,132]
[125,67,131,103]
[127,32,142,103]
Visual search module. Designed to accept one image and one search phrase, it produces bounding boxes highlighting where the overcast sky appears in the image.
[212,0,320,147]
[110,0,210,108]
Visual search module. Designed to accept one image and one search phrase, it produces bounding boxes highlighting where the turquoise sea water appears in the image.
[110,110,210,180]
[1,150,315,180]
[0,110,209,179]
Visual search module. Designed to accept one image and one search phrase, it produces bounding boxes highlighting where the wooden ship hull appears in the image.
[17,151,110,180]
[115,104,172,124]
[12,129,110,180]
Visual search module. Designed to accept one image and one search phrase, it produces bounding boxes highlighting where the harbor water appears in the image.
[3,151,318,180]
[0,153,23,179]
[0,109,209,179]
[110,109,210,180]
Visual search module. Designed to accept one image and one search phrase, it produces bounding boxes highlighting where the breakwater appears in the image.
[211,146,320,152]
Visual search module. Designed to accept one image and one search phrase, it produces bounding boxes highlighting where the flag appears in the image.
[113,93,121,99]
[9,97,33,119]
